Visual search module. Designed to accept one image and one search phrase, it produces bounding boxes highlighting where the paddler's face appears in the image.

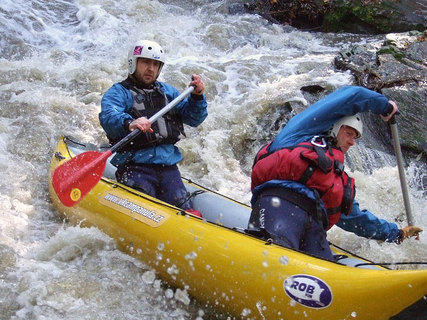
[336,125,358,154]
[133,58,161,86]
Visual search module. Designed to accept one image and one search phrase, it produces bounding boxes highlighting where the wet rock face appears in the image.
[242,0,426,34]
[322,0,426,34]
[334,32,427,90]
[333,31,426,155]
[239,0,328,30]
[235,1,425,157]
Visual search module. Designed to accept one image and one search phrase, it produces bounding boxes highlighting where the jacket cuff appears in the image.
[395,229,404,244]
[124,119,133,132]
[382,103,394,117]
[191,93,205,101]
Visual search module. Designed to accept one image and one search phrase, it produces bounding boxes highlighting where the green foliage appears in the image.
[377,46,405,60]
[322,0,401,34]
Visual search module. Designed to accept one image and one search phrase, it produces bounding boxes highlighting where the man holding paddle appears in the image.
[249,86,422,261]
[99,39,207,215]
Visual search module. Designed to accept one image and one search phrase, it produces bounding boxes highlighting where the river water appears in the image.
[0,0,426,319]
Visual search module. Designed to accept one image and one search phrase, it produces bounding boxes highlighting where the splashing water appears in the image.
[0,0,425,319]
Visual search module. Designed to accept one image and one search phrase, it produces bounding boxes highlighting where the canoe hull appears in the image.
[49,137,427,320]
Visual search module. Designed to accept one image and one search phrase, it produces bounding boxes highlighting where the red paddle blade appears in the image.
[52,150,112,207]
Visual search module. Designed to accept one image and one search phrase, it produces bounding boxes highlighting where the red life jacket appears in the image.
[251,138,355,230]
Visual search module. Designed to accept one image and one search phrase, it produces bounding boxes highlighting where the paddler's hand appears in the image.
[129,117,153,133]
[380,101,398,122]
[397,226,423,243]
[190,74,205,96]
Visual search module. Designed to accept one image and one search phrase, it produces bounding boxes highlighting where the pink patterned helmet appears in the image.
[128,40,165,76]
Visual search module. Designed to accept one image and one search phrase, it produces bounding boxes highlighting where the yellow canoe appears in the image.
[49,136,427,320]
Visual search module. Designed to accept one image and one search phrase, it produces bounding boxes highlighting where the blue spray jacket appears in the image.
[99,80,208,166]
[252,86,399,242]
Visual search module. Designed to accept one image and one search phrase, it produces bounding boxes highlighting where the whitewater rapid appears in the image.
[0,0,425,319]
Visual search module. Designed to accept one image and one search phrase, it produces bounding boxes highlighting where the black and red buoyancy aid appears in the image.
[108,79,185,150]
[251,137,356,229]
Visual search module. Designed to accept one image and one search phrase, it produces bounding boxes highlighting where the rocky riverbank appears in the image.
[334,30,426,156]
[239,0,426,34]
[230,1,426,159]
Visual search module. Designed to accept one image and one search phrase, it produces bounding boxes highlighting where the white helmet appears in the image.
[328,114,363,139]
[127,40,165,76]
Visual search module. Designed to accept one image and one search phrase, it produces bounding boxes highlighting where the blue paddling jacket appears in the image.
[252,86,400,242]
[99,80,208,166]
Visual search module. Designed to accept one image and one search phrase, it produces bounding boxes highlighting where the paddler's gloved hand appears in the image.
[396,226,423,244]
[380,101,398,122]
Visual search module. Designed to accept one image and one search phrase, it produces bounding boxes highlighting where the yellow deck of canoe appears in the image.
[48,136,427,320]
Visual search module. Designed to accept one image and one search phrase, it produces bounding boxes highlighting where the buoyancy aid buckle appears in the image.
[134,92,147,104]
[334,160,344,175]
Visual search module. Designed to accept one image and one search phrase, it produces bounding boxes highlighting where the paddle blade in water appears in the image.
[52,150,112,207]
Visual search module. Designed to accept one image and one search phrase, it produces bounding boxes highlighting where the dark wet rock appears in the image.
[322,0,426,34]
[333,31,426,156]
[241,0,327,30]
[234,1,426,163]
[300,85,326,94]
[228,2,253,15]
[242,0,426,34]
